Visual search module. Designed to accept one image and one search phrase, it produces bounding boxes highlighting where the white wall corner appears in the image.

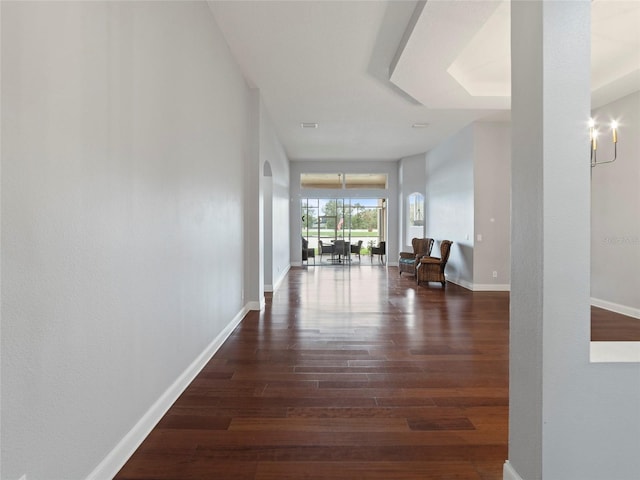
[85,306,249,480]
[246,300,262,311]
[503,460,525,480]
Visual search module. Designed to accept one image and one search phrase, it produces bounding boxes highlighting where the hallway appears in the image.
[116,266,510,479]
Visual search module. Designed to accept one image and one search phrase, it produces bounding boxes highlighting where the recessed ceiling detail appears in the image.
[390,0,509,110]
[591,0,640,107]
[391,0,640,110]
[208,0,638,161]
[446,1,510,98]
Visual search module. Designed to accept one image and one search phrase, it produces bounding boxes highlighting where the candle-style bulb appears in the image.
[611,121,618,143]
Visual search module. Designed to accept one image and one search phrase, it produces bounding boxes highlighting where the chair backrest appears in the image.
[439,240,453,264]
[426,238,434,255]
[411,237,434,256]
[379,241,386,254]
[302,237,308,250]
[334,240,348,255]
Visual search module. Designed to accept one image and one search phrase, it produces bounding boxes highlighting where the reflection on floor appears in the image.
[115,265,637,480]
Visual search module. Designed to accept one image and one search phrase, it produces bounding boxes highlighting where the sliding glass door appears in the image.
[301,198,386,263]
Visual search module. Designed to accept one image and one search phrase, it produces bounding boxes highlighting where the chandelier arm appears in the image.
[590,137,617,168]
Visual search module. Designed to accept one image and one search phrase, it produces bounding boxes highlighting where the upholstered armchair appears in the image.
[416,240,453,286]
[398,238,434,276]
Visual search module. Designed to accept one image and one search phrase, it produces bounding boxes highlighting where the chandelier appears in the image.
[590,118,618,168]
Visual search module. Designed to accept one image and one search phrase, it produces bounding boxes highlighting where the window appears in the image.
[300,173,343,189]
[406,193,425,245]
[344,173,387,189]
[300,173,387,189]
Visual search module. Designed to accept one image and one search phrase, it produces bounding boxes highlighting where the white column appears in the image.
[508,1,591,478]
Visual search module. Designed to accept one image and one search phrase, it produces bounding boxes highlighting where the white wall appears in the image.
[473,123,511,289]
[259,101,290,292]
[1,2,254,478]
[425,125,475,287]
[289,160,399,266]
[591,90,640,317]
[263,168,274,290]
[244,89,262,309]
[403,123,511,290]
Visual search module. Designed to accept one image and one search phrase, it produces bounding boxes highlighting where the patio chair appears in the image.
[319,239,334,261]
[370,241,386,264]
[350,240,363,262]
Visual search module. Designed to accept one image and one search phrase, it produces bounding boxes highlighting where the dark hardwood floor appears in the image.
[115,264,638,480]
[591,306,640,341]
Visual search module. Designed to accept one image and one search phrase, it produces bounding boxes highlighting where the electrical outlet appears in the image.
[492,271,498,278]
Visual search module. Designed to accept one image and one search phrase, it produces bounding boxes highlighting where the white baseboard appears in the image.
[272,265,290,293]
[447,277,511,292]
[264,284,274,292]
[85,306,249,480]
[447,278,511,292]
[591,297,640,319]
[473,283,511,292]
[447,278,474,290]
[503,461,525,480]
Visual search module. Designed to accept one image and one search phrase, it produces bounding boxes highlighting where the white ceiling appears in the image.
[208,0,640,162]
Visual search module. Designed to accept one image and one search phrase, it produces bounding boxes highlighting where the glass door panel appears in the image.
[301,198,386,264]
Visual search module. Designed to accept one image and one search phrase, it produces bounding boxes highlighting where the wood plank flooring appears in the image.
[591,306,640,341]
[115,265,638,480]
